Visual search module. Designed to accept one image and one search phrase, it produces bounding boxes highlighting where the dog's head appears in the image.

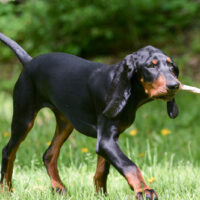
[103,46,180,119]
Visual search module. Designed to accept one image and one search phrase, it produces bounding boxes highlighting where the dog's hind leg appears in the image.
[94,155,110,194]
[0,75,38,190]
[43,110,73,194]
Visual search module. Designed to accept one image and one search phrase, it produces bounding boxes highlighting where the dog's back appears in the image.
[19,52,109,137]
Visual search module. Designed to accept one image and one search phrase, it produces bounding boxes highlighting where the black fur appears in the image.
[0,33,32,66]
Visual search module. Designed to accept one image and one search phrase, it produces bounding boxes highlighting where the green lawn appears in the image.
[1,163,200,200]
[1,77,200,199]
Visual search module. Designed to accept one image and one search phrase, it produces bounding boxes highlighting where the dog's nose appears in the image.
[167,82,180,90]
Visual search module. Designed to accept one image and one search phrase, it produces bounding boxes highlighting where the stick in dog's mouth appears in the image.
[180,84,200,94]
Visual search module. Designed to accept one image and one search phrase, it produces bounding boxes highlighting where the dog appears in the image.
[0,33,180,200]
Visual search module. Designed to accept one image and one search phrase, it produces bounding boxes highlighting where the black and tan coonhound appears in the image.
[0,33,180,200]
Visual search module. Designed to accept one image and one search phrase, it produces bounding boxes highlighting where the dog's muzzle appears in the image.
[166,81,180,91]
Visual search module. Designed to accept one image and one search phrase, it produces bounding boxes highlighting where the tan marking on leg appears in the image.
[94,155,109,194]
[125,167,150,193]
[44,115,73,192]
[3,115,36,189]
[4,147,17,189]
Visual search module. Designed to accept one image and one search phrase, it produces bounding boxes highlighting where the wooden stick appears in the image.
[181,84,200,94]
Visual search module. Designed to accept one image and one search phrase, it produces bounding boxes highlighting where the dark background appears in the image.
[0,0,200,85]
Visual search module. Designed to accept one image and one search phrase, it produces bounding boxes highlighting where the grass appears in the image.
[1,76,200,199]
[1,162,200,200]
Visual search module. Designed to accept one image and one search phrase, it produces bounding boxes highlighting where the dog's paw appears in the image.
[52,185,67,195]
[55,187,67,194]
[136,189,158,200]
[0,183,11,193]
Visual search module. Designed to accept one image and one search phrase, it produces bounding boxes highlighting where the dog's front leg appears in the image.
[96,117,158,200]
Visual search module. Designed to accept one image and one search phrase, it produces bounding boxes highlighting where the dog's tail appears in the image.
[0,32,32,67]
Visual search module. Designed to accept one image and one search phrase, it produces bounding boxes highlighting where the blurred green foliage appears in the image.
[1,2,200,198]
[0,0,200,59]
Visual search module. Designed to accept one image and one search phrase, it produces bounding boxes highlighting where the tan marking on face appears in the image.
[166,57,171,63]
[140,75,167,98]
[152,59,158,65]
[125,167,150,193]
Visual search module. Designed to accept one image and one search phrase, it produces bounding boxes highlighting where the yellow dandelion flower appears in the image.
[148,177,156,183]
[81,148,88,153]
[161,129,171,136]
[46,141,51,146]
[139,153,145,157]
[3,132,10,137]
[129,128,137,136]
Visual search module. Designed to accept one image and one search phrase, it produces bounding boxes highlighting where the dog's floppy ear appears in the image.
[103,54,137,118]
[167,99,179,118]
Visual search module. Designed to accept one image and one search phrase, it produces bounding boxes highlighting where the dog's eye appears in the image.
[168,62,173,67]
[172,65,179,77]
[169,63,179,77]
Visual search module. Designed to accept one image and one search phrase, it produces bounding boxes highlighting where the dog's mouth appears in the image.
[152,91,177,101]
[151,82,181,101]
